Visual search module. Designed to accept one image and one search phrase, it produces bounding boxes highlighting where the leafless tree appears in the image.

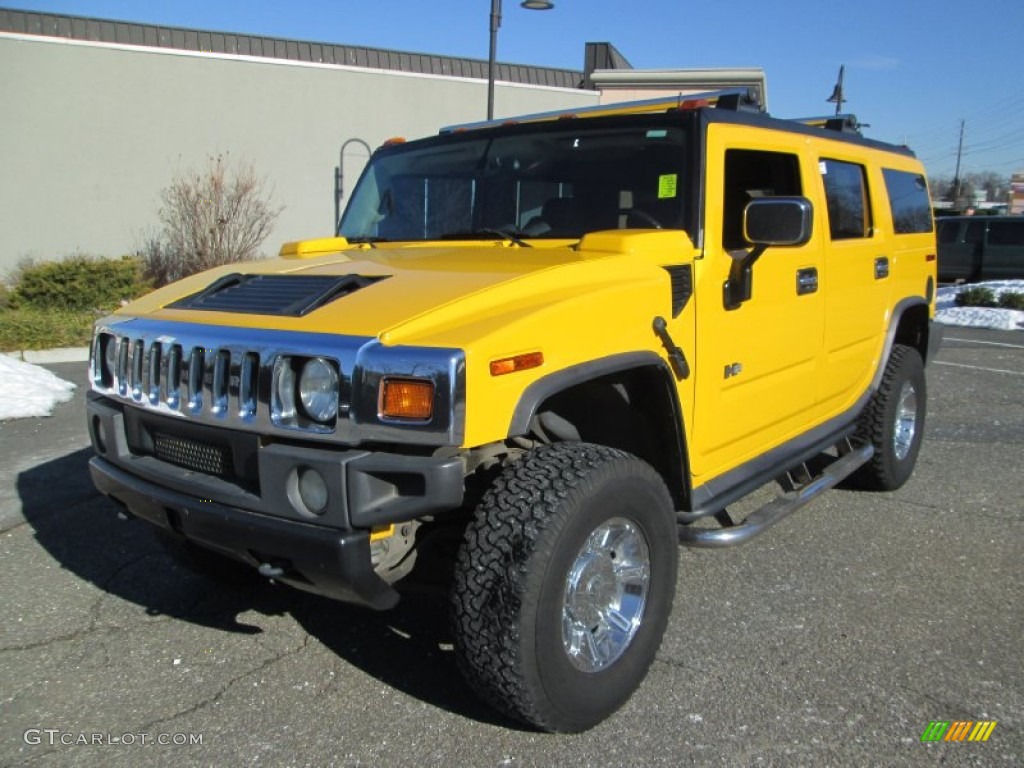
[142,154,283,286]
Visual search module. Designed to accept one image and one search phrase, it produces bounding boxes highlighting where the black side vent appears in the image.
[169,274,389,316]
[664,265,693,318]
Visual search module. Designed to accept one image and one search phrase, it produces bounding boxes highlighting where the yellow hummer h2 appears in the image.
[86,90,940,732]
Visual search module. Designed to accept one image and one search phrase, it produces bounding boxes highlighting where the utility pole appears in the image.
[952,119,965,208]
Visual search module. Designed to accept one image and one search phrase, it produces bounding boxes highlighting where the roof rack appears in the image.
[793,114,863,136]
[439,87,762,134]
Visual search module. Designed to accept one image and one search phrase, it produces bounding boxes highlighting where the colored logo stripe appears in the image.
[968,721,997,742]
[921,721,997,742]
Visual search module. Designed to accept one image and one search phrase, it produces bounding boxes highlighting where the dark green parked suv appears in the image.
[936,215,1024,282]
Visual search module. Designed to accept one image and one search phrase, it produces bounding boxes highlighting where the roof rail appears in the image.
[439,87,762,134]
[792,114,863,135]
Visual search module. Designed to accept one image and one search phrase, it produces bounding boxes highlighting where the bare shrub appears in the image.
[143,154,283,286]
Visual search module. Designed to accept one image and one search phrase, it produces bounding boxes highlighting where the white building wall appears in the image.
[0,34,597,274]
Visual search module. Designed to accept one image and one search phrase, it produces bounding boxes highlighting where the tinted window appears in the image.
[937,221,961,244]
[882,169,932,234]
[821,159,871,239]
[722,149,802,250]
[988,221,1024,246]
[340,121,687,242]
[965,222,986,244]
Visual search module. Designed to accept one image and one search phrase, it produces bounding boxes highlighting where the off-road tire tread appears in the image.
[450,442,669,731]
[852,343,925,490]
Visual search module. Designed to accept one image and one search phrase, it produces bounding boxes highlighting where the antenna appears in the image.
[826,65,846,116]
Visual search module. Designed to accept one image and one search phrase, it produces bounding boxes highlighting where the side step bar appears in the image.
[678,442,874,548]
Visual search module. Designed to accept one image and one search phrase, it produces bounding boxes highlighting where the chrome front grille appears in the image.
[101,335,262,423]
[90,319,367,438]
[90,316,466,447]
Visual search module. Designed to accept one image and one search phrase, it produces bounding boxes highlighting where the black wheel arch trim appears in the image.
[876,297,941,391]
[507,352,691,506]
[508,352,673,437]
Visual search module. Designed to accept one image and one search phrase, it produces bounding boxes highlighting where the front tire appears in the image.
[851,344,927,490]
[451,442,678,732]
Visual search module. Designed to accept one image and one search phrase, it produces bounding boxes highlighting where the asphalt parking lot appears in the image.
[2,326,1021,767]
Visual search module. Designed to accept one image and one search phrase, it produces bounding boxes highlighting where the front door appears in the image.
[690,126,825,481]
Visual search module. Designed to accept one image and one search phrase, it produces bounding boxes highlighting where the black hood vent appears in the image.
[168,273,389,316]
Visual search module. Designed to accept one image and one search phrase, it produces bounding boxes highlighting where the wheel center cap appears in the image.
[566,552,617,627]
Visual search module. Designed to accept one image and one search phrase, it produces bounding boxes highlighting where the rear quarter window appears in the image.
[882,169,933,234]
[988,221,1024,246]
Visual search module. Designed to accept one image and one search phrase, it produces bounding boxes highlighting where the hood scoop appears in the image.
[168,273,389,316]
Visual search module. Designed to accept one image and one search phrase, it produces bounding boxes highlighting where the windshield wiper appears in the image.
[345,236,393,247]
[438,228,533,247]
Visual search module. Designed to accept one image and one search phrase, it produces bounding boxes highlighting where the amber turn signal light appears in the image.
[380,378,434,420]
[490,351,544,376]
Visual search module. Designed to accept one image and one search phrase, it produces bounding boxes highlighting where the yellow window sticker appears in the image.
[658,174,678,199]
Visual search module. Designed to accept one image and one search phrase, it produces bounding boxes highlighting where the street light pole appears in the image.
[487,0,501,121]
[487,1,554,120]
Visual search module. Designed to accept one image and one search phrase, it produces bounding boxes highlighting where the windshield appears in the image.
[339,120,687,242]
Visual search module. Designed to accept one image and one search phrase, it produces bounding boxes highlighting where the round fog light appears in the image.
[296,467,329,515]
[298,357,339,423]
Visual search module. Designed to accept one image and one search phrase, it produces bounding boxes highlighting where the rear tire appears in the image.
[851,344,926,490]
[451,442,678,733]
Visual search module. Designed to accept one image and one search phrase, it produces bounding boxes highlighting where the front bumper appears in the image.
[86,392,465,609]
[90,457,399,609]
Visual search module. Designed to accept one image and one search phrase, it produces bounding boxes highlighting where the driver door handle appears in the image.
[796,267,818,295]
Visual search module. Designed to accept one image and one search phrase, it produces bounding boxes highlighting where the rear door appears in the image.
[936,219,976,281]
[815,154,892,412]
[983,219,1024,280]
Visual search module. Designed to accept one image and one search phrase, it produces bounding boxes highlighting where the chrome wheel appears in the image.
[893,380,918,461]
[562,517,651,673]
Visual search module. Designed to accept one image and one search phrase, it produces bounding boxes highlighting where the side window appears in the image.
[820,159,871,240]
[722,149,802,250]
[988,221,1024,246]
[964,222,986,245]
[882,169,933,234]
[937,221,960,245]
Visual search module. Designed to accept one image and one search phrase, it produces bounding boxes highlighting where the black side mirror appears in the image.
[724,197,814,310]
[744,197,813,246]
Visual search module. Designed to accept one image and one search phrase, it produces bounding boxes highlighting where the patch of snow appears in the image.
[0,354,76,421]
[935,280,1024,331]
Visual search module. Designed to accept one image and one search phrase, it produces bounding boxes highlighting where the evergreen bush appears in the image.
[12,255,150,311]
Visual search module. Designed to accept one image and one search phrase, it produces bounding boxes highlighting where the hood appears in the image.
[121,232,693,345]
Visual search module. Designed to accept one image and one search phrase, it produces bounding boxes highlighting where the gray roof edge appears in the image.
[0,6,584,88]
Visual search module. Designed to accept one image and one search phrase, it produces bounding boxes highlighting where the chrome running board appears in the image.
[678,442,874,548]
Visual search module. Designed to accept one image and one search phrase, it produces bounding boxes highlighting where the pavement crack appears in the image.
[134,633,313,733]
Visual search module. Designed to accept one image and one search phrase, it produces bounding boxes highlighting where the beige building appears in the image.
[0,9,765,274]
[1010,173,1024,215]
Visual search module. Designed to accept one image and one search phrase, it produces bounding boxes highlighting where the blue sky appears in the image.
[6,0,1024,179]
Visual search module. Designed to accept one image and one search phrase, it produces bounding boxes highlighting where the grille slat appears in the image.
[188,346,204,411]
[213,350,230,414]
[147,341,162,404]
[240,352,258,418]
[166,344,182,409]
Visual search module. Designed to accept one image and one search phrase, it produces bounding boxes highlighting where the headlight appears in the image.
[298,357,339,423]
